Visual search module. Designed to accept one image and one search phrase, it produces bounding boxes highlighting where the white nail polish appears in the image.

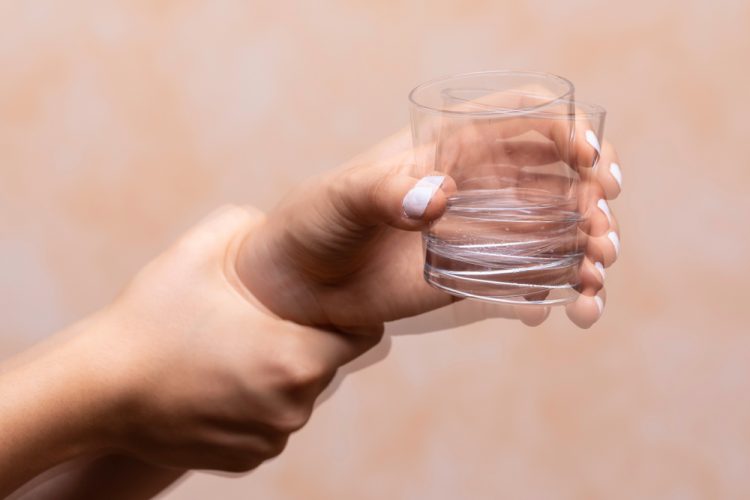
[594,261,606,281]
[610,163,622,187]
[594,295,604,315]
[585,130,601,154]
[417,175,445,188]
[403,185,438,218]
[597,198,613,225]
[607,231,620,256]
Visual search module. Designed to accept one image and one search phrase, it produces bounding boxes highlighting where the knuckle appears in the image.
[210,434,290,472]
[211,450,264,473]
[273,341,329,390]
[224,456,263,473]
[263,435,289,459]
[281,361,327,389]
[271,406,312,434]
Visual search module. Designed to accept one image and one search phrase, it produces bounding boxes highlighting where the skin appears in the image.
[1,206,378,498]
[2,126,623,498]
[237,125,622,332]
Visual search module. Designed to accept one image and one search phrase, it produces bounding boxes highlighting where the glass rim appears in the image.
[408,70,576,117]
[525,99,606,120]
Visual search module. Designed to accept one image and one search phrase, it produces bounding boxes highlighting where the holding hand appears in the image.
[96,206,379,471]
[0,206,378,496]
[237,126,623,332]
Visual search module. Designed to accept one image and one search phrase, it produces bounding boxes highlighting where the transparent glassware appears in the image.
[409,71,606,305]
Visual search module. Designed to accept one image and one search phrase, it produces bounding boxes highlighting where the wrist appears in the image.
[234,216,301,319]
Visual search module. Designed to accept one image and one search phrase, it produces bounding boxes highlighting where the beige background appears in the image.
[2,1,750,498]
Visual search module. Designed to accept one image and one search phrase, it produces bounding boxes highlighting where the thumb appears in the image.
[332,164,456,231]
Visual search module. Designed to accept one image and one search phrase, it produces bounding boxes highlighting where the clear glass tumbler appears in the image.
[409,71,605,305]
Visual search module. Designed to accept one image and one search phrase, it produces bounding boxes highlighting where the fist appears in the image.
[75,206,378,472]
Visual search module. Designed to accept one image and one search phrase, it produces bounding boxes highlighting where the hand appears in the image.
[0,206,379,497]
[93,206,379,471]
[237,125,622,332]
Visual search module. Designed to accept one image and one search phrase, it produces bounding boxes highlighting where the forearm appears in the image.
[0,321,114,496]
[9,455,186,500]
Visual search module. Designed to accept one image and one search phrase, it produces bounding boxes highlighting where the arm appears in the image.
[9,455,184,500]
[0,319,188,500]
[2,206,378,498]
[0,327,107,496]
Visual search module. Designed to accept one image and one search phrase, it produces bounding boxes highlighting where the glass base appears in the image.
[424,267,578,306]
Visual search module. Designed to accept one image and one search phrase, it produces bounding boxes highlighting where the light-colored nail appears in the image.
[585,130,601,154]
[594,295,604,315]
[403,184,439,218]
[597,198,613,225]
[594,261,606,281]
[607,231,620,257]
[610,162,622,188]
[417,175,445,189]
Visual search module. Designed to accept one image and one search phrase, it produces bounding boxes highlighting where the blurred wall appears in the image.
[2,1,750,498]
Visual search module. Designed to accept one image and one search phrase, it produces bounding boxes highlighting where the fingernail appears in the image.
[594,261,606,281]
[597,198,613,225]
[607,231,620,257]
[417,175,445,189]
[585,130,601,154]
[403,177,443,218]
[610,162,622,188]
[594,295,604,316]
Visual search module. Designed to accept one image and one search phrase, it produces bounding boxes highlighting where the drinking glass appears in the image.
[409,71,605,305]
